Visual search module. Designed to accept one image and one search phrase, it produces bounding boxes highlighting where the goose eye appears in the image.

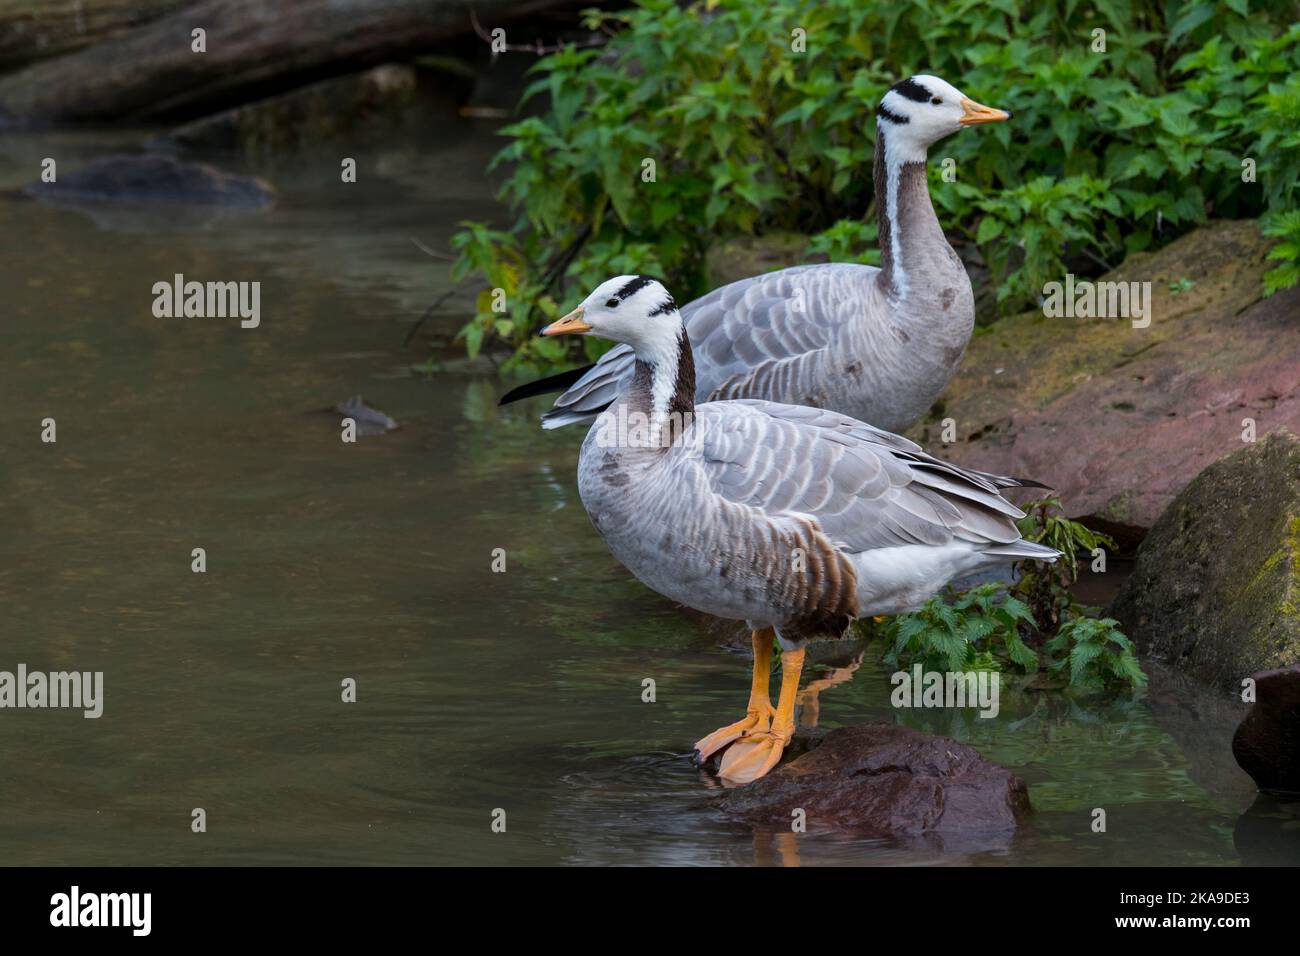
[931,97,943,105]
[605,298,619,308]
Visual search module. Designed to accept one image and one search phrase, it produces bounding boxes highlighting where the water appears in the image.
[0,125,1289,867]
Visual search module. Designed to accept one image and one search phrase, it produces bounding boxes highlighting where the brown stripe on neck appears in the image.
[670,329,695,419]
[629,328,696,446]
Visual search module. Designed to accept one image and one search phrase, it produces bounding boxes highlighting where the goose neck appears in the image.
[873,125,952,301]
[622,326,696,450]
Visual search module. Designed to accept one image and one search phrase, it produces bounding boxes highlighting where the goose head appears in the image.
[876,75,1010,161]
[542,275,683,361]
[545,275,696,436]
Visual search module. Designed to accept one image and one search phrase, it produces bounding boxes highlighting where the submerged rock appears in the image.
[1109,431,1300,689]
[332,396,399,437]
[1232,665,1300,795]
[908,220,1300,543]
[719,723,1029,845]
[25,154,275,207]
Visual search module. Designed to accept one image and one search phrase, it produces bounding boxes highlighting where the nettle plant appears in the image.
[881,498,1145,692]
[451,0,1300,372]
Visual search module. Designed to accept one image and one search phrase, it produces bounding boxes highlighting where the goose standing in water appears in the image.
[503,75,1010,433]
[543,276,1057,784]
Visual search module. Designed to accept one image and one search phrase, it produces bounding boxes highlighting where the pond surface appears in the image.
[0,125,1290,867]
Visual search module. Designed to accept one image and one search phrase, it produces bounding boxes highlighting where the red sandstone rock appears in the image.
[908,221,1300,543]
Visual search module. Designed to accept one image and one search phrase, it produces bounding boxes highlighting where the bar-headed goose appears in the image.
[543,276,1057,785]
[504,75,1010,434]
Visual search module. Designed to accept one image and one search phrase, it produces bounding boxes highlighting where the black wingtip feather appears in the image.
[498,363,596,406]
[1008,477,1053,490]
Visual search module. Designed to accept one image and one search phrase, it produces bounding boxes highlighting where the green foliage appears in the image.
[1260,209,1300,295]
[1046,617,1147,691]
[883,498,1143,692]
[1014,496,1117,631]
[451,0,1300,371]
[882,583,1037,673]
[803,219,880,266]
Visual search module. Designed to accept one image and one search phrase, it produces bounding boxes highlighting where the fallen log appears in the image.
[0,0,186,72]
[0,0,581,125]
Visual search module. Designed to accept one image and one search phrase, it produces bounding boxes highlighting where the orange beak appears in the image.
[958,97,1011,126]
[541,306,592,336]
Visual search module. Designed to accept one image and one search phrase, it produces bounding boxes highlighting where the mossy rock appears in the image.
[1109,430,1300,689]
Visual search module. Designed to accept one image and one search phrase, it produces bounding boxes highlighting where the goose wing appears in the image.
[541,263,875,428]
[686,263,870,400]
[695,400,1026,554]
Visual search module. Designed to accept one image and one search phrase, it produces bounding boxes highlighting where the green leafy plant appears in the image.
[450,0,1300,372]
[882,583,1037,673]
[1046,616,1147,690]
[803,219,880,266]
[881,498,1143,692]
[1260,209,1300,295]
[1013,496,1117,632]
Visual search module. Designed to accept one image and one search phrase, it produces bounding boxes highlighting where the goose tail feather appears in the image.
[969,469,1053,491]
[980,540,1061,562]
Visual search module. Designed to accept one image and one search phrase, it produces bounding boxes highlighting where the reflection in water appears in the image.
[0,126,1289,866]
[1234,795,1300,865]
[753,831,802,868]
[797,652,864,729]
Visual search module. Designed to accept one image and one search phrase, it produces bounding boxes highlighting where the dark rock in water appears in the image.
[719,723,1030,845]
[1232,665,1300,795]
[25,154,275,207]
[332,397,399,437]
[1109,431,1300,689]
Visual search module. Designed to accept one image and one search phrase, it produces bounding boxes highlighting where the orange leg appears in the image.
[694,628,774,762]
[718,645,806,784]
